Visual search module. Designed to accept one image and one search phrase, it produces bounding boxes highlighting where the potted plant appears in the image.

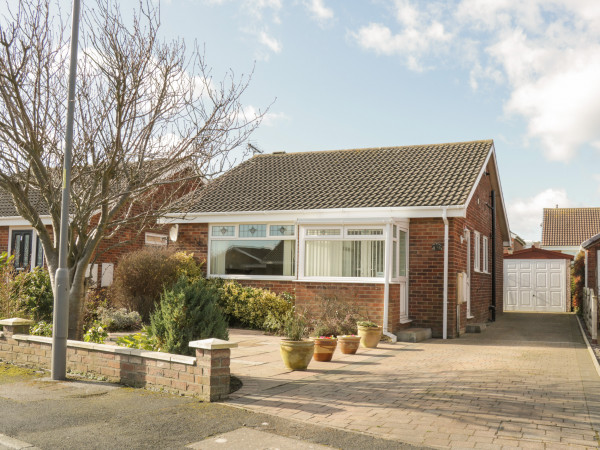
[337,334,361,354]
[357,320,383,348]
[280,312,314,371]
[311,335,337,361]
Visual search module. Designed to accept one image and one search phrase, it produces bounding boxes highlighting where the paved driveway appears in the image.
[228,313,600,449]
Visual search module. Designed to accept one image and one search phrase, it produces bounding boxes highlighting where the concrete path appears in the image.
[228,313,600,449]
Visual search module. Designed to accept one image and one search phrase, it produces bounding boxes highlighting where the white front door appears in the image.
[504,259,566,312]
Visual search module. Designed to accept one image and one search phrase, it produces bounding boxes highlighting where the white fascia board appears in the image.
[0,216,52,226]
[159,205,467,224]
[463,143,511,241]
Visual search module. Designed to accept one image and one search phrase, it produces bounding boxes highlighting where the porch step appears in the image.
[396,328,432,343]
[466,323,487,333]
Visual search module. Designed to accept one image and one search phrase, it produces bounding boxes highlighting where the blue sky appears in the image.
[31,0,600,241]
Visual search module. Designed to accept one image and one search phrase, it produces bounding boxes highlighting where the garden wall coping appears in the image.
[189,338,238,350]
[0,318,34,326]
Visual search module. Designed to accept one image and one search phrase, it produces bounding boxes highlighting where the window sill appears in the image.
[296,277,385,284]
[208,275,296,281]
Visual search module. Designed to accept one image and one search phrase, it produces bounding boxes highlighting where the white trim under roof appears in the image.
[0,216,52,226]
[160,205,466,224]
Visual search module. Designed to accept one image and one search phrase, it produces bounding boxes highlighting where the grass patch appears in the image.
[0,362,43,382]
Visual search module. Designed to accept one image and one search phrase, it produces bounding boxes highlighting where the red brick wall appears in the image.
[0,227,8,253]
[407,172,504,338]
[586,242,600,294]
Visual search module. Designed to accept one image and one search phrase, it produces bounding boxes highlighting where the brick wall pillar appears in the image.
[189,338,237,402]
[0,318,34,337]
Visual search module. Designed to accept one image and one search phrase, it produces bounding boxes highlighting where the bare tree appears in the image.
[0,0,265,338]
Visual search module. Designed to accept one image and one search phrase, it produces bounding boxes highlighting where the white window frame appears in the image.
[299,224,387,283]
[474,231,481,273]
[208,223,297,281]
[482,235,489,273]
[7,226,45,271]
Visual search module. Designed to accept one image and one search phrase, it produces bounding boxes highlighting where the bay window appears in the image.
[209,224,296,277]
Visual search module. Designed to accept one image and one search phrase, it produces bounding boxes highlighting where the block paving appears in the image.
[227,313,600,449]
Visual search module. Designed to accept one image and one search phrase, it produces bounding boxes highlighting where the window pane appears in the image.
[270,225,295,236]
[36,237,44,267]
[347,229,383,236]
[393,225,397,238]
[305,240,384,278]
[239,224,266,238]
[306,229,340,236]
[210,240,295,276]
[212,226,235,237]
[398,230,407,277]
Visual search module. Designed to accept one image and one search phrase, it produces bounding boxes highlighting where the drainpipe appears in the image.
[490,190,496,322]
[442,207,449,340]
[383,222,398,343]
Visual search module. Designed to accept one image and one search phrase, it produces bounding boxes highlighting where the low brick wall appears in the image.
[0,319,236,402]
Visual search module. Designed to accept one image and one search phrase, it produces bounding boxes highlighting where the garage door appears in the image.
[504,259,566,312]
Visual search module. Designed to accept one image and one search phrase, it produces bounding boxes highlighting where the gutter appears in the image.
[442,207,449,340]
[383,222,398,343]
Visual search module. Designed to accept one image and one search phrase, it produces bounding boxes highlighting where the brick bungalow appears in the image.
[164,140,510,339]
[541,207,600,256]
[0,190,171,287]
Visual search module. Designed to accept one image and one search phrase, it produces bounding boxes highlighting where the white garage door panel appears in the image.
[503,259,566,312]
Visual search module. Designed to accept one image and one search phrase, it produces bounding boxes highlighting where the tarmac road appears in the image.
[0,368,422,450]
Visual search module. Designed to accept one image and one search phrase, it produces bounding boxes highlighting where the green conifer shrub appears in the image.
[150,277,228,356]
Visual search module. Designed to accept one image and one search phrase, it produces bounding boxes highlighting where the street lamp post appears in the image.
[51,0,81,381]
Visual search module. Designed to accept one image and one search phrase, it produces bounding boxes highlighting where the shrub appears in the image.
[10,268,54,322]
[116,326,159,351]
[0,252,16,319]
[282,309,308,341]
[98,307,142,331]
[150,277,229,356]
[83,322,108,344]
[306,296,363,337]
[112,247,181,321]
[217,281,294,332]
[112,249,204,322]
[82,287,111,330]
[31,320,53,337]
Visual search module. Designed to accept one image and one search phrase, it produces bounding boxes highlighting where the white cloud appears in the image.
[352,1,451,71]
[243,105,289,126]
[507,188,572,240]
[352,0,600,161]
[257,30,282,54]
[304,0,334,24]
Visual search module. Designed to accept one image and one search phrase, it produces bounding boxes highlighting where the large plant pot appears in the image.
[280,340,314,370]
[338,335,361,354]
[357,325,383,348]
[311,337,337,362]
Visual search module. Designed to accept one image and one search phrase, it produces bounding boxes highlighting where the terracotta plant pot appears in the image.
[311,337,338,362]
[280,340,314,370]
[338,335,361,354]
[357,325,383,348]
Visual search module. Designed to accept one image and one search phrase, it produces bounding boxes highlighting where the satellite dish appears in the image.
[169,224,179,242]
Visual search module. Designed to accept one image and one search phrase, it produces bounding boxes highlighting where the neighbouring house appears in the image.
[582,232,600,297]
[504,231,526,255]
[0,189,171,287]
[164,140,510,339]
[504,247,574,312]
[541,207,600,256]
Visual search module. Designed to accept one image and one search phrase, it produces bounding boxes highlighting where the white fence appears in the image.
[582,287,599,342]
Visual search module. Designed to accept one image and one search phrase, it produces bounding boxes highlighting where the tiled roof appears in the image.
[541,208,600,247]
[0,189,49,217]
[182,140,493,213]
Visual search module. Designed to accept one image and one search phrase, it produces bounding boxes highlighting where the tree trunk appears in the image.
[68,275,87,340]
